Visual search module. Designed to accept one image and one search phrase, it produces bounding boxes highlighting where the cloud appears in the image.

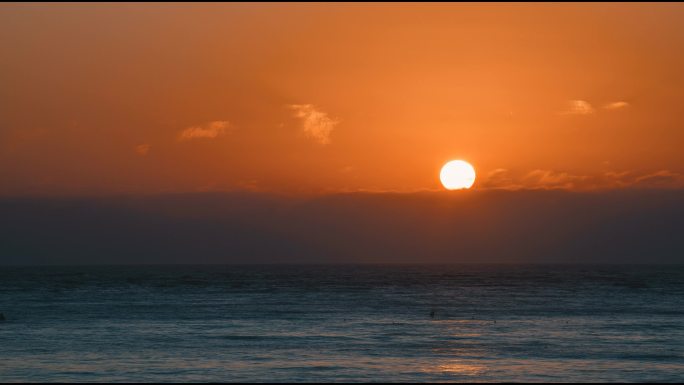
[235,179,260,192]
[289,104,338,145]
[480,168,518,189]
[483,168,684,190]
[603,101,630,110]
[523,169,589,189]
[179,121,231,141]
[135,144,151,156]
[483,169,589,190]
[633,170,684,188]
[561,100,595,115]
[559,100,629,115]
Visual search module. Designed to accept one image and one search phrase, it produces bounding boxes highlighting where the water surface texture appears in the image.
[1,265,683,382]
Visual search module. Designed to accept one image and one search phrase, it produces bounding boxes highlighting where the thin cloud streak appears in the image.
[603,101,630,110]
[561,100,595,115]
[179,121,231,141]
[135,144,151,156]
[481,168,684,191]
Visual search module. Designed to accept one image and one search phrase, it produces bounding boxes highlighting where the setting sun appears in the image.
[440,160,476,190]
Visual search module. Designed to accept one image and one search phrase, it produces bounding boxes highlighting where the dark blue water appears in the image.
[1,265,683,382]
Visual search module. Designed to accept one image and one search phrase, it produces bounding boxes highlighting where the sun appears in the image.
[440,160,476,190]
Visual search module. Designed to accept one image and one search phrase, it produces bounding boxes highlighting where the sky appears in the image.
[1,3,684,265]
[1,3,684,196]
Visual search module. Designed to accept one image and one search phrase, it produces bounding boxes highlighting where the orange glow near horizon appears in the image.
[1,3,684,196]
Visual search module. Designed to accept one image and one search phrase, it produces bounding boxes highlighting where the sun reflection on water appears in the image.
[434,360,486,376]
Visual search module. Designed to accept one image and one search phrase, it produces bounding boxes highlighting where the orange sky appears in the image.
[1,3,684,196]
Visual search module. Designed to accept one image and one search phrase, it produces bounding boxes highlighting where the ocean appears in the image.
[0,265,683,382]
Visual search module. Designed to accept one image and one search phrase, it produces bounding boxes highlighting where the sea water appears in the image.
[0,265,683,382]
